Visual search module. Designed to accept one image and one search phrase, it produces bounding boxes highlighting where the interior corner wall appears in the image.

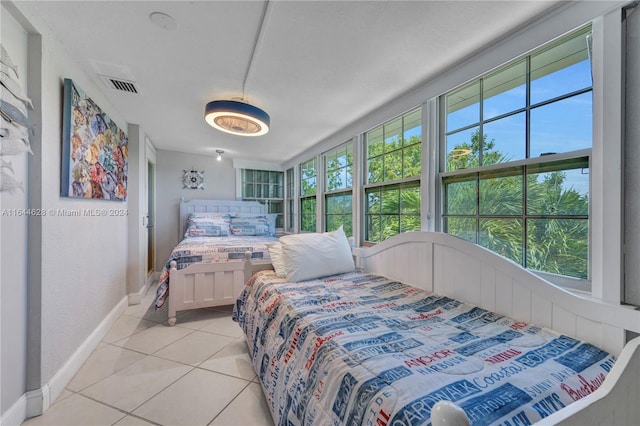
[625,6,640,305]
[10,0,130,404]
[155,149,236,271]
[1,5,29,417]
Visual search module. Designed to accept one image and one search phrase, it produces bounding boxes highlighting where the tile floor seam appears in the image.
[65,391,139,425]
[127,363,198,415]
[196,328,243,339]
[192,363,256,383]
[26,303,274,426]
[99,341,155,358]
[68,344,149,393]
[193,337,236,365]
[206,379,254,426]
[109,412,163,426]
[112,326,197,356]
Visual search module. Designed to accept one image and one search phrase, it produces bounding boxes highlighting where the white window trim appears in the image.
[283,2,626,303]
[322,141,355,234]
[590,10,624,303]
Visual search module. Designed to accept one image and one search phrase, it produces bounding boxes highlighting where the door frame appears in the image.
[145,138,157,287]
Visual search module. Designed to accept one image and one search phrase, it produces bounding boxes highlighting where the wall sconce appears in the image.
[216,149,224,161]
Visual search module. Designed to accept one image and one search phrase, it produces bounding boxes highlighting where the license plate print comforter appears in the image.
[233,270,614,426]
[155,235,277,309]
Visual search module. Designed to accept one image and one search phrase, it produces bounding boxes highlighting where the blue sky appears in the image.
[446,60,592,196]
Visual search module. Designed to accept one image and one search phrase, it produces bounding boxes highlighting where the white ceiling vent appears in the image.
[98,75,140,94]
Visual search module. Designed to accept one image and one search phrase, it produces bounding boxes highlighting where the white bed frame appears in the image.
[352,231,640,425]
[167,199,273,326]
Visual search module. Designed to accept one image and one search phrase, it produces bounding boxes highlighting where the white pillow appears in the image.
[266,242,286,278]
[279,226,354,282]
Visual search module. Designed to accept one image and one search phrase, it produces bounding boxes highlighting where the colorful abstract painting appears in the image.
[61,78,128,200]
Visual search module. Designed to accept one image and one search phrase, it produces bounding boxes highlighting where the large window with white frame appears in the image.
[299,158,317,232]
[324,143,353,236]
[285,167,295,233]
[364,107,422,242]
[241,169,284,229]
[441,26,592,282]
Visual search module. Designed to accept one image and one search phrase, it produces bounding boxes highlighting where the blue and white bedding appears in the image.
[233,270,614,426]
[154,235,277,309]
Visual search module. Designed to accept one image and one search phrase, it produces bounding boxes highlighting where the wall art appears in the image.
[0,42,33,193]
[61,78,128,200]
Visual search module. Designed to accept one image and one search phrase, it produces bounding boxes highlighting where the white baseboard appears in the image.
[6,296,129,423]
[1,393,26,426]
[128,274,156,305]
[128,284,146,306]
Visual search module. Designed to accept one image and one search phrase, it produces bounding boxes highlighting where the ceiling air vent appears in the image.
[98,75,140,94]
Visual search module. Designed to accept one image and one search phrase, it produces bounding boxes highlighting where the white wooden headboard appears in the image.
[353,231,640,356]
[179,198,267,238]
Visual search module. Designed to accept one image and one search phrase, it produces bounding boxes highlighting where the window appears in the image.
[299,158,317,232]
[285,167,295,232]
[324,143,353,235]
[241,169,284,228]
[364,107,422,242]
[442,27,592,280]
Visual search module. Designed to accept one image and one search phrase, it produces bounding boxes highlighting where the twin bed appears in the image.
[158,199,640,425]
[155,199,277,325]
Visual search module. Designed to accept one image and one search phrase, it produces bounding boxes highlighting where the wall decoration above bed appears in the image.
[61,78,128,200]
[181,169,205,190]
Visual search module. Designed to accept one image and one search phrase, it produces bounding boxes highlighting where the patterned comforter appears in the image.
[154,235,277,309]
[233,270,614,426]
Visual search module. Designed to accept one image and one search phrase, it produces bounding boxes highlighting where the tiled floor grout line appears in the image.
[65,390,161,426]
[30,301,272,426]
[206,380,255,426]
[126,363,199,419]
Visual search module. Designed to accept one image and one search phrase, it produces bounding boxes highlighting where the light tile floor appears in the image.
[22,285,274,426]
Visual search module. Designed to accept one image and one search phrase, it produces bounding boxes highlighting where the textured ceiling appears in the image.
[25,1,564,164]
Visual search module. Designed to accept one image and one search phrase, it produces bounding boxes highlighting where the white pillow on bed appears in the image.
[279,226,354,282]
[266,242,287,277]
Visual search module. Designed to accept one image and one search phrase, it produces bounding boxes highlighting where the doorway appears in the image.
[147,160,155,277]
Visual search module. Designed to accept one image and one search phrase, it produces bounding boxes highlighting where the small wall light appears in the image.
[216,149,224,161]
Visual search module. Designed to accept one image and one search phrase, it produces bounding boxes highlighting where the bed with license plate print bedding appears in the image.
[233,269,614,426]
[154,235,277,310]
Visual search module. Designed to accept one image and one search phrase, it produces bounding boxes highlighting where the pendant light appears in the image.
[204,1,271,137]
[205,100,270,136]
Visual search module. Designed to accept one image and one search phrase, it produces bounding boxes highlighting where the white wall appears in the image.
[625,6,640,305]
[1,4,29,416]
[2,2,130,419]
[155,150,236,272]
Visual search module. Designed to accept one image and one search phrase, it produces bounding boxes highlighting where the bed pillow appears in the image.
[233,213,278,236]
[230,216,272,236]
[266,242,286,277]
[184,214,231,237]
[279,226,354,282]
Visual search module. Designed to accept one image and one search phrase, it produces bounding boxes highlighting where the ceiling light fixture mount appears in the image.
[149,12,178,31]
[205,100,270,136]
[204,1,272,137]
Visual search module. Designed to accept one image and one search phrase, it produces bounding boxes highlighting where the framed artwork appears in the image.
[61,78,128,200]
[182,169,205,190]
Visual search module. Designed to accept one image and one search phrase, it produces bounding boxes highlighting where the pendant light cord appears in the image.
[242,0,271,101]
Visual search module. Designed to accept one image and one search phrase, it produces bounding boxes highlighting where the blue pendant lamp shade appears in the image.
[204,100,270,136]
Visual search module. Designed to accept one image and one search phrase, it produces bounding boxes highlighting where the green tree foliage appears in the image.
[367,135,421,183]
[365,128,422,242]
[366,185,421,242]
[444,129,589,279]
